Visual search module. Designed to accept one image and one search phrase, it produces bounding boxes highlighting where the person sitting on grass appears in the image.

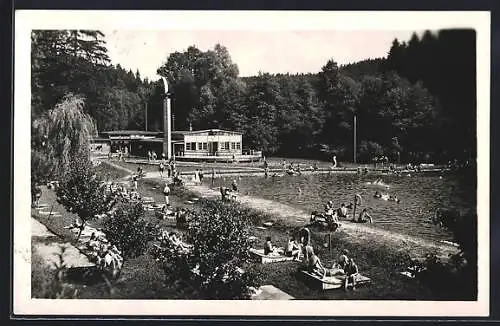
[285,236,301,261]
[175,208,188,227]
[303,244,327,278]
[264,236,284,256]
[356,208,373,223]
[337,203,349,219]
[334,254,349,272]
[343,258,359,291]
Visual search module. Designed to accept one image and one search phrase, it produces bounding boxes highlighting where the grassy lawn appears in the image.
[31,177,201,299]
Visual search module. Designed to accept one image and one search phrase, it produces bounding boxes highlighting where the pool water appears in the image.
[208,172,476,241]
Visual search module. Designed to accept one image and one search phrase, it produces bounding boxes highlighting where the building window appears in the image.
[231,142,236,150]
[202,142,208,150]
[198,142,202,151]
[186,143,191,151]
[225,142,230,150]
[191,142,197,151]
[236,142,241,150]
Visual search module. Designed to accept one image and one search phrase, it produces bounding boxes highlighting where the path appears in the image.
[32,217,94,269]
[106,160,460,260]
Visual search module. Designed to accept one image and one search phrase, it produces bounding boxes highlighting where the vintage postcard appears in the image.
[14,10,490,317]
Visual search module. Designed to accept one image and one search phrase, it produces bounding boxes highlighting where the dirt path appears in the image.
[107,161,460,260]
[32,217,94,269]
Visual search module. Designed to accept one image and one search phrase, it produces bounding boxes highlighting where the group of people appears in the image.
[263,235,302,261]
[311,194,374,226]
[87,232,124,277]
[262,230,360,290]
[192,168,204,183]
[158,230,193,253]
[220,180,239,201]
[373,191,400,203]
[147,150,158,162]
[158,158,178,180]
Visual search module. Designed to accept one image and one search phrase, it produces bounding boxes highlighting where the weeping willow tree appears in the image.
[31,94,97,186]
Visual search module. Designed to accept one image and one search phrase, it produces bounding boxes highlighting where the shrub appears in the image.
[423,208,477,299]
[103,202,159,259]
[153,199,262,299]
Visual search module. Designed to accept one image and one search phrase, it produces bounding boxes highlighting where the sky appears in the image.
[103,30,424,80]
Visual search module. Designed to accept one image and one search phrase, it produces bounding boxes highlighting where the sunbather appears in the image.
[303,244,327,278]
[285,236,301,261]
[264,236,284,256]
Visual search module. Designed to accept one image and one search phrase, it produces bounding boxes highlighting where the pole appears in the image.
[145,102,148,131]
[354,114,357,164]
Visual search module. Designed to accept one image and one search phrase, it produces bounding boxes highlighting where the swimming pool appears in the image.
[208,171,476,241]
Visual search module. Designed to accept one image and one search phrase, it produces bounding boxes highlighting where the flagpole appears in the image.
[354,114,357,164]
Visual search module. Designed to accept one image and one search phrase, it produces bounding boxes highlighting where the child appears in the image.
[344,258,359,291]
[285,236,301,261]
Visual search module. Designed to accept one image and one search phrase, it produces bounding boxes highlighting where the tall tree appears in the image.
[31,94,97,185]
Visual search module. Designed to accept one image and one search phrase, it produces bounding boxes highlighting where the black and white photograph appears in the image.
[14,10,490,316]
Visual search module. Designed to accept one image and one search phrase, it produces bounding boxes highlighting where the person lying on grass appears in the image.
[168,232,193,252]
[264,236,284,256]
[285,236,302,261]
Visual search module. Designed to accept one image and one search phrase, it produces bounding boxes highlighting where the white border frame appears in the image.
[14,10,490,317]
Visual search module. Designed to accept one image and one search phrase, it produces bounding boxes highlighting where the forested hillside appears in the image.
[31,29,476,164]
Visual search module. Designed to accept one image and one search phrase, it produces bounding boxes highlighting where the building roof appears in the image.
[180,129,243,136]
[101,130,163,136]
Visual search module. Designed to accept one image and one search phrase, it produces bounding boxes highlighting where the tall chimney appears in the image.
[161,77,172,160]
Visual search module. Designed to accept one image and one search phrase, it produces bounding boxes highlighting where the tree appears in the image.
[103,202,159,259]
[31,94,97,183]
[31,30,110,119]
[152,200,262,299]
[55,154,114,240]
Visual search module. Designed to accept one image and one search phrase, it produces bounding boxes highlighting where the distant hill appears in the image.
[339,58,386,81]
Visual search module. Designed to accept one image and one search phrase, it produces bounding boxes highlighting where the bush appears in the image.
[423,208,477,299]
[103,202,159,259]
[153,199,262,299]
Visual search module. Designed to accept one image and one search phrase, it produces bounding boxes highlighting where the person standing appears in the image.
[199,168,204,182]
[211,167,216,187]
[132,175,138,191]
[353,193,362,221]
[163,183,171,208]
[159,161,165,179]
[333,155,338,168]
